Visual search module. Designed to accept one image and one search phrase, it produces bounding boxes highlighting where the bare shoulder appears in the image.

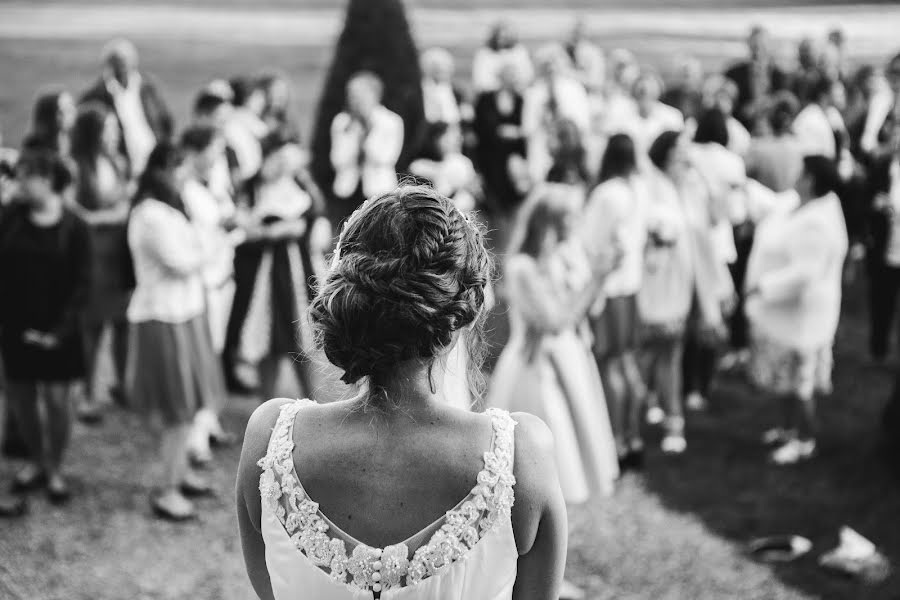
[238,398,297,482]
[509,411,557,497]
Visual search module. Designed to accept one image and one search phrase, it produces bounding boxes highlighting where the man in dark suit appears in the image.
[724,26,789,135]
[80,39,173,180]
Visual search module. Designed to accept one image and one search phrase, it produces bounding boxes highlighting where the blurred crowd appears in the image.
[0,18,898,526]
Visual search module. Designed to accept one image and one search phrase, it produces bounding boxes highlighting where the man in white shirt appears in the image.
[330,71,404,225]
[421,48,462,127]
[626,72,685,157]
[793,78,844,161]
[80,38,173,180]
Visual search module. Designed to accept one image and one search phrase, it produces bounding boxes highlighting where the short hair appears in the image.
[193,91,228,117]
[802,155,840,197]
[16,149,73,193]
[767,91,800,135]
[101,38,138,66]
[421,47,454,75]
[347,71,384,100]
[180,125,220,154]
[260,128,302,159]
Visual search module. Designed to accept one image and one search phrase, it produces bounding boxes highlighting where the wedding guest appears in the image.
[69,103,133,422]
[859,52,900,160]
[792,37,824,106]
[421,47,464,129]
[746,92,804,192]
[329,71,404,225]
[628,72,685,156]
[256,72,293,135]
[0,150,90,504]
[582,134,649,467]
[522,44,590,184]
[235,130,330,403]
[488,183,618,599]
[725,25,789,134]
[865,117,900,363]
[191,90,238,202]
[237,185,566,600]
[564,20,605,93]
[410,123,479,212]
[473,62,528,216]
[643,131,728,453]
[125,142,231,520]
[180,126,239,464]
[793,77,848,162]
[21,90,77,156]
[746,155,848,464]
[545,118,590,189]
[662,55,705,124]
[472,21,534,94]
[80,38,173,179]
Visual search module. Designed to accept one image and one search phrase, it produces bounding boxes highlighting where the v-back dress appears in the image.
[258,400,519,600]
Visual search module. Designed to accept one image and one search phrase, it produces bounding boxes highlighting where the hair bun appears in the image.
[309,186,490,387]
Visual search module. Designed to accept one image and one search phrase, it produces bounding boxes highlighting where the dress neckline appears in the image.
[258,398,517,595]
[283,399,487,549]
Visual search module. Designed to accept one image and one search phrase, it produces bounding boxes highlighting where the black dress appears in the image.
[474,90,527,214]
[0,205,91,382]
[224,177,319,367]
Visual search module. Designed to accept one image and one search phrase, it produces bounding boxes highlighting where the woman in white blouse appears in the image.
[126,142,238,520]
[745,155,848,465]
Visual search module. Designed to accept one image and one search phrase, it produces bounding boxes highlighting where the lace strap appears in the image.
[484,408,516,480]
[262,398,311,461]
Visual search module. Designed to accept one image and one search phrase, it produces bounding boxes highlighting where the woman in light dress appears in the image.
[237,185,567,600]
[489,183,620,501]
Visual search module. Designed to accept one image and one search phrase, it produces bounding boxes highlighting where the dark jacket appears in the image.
[79,74,174,176]
[864,155,895,261]
[724,61,790,133]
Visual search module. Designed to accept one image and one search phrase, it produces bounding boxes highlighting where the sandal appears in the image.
[0,495,27,518]
[47,475,72,505]
[11,466,46,493]
[179,476,215,498]
[150,492,197,522]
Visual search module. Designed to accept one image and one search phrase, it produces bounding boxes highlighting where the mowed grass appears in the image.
[1,6,900,600]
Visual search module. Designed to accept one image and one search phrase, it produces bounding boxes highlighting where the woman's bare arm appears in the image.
[510,412,568,600]
[235,398,294,600]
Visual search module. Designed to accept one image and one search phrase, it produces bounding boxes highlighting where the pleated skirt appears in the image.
[125,314,226,426]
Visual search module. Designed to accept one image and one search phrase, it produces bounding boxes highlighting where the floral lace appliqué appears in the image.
[257,401,517,594]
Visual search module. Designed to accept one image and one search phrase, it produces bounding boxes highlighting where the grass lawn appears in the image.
[1,3,899,599]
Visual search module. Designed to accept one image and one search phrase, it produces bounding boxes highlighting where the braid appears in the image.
[309,185,493,396]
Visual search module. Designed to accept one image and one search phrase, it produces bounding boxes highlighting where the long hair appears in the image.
[23,91,67,153]
[598,133,637,183]
[511,184,574,259]
[70,103,110,168]
[132,141,186,216]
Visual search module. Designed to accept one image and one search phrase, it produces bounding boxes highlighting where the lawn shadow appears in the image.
[638,284,900,600]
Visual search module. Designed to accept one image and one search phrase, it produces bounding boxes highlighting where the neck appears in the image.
[361,357,450,417]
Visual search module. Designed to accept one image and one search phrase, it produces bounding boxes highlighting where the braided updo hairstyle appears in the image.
[309,185,493,406]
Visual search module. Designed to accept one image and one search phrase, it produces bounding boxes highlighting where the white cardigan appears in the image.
[330,105,404,200]
[745,192,848,351]
[127,199,213,324]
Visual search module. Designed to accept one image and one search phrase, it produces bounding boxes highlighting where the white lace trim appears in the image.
[258,400,517,593]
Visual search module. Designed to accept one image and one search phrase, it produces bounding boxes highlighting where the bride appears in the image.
[236,185,567,599]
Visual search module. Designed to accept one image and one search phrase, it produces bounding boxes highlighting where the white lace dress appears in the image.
[258,400,519,599]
